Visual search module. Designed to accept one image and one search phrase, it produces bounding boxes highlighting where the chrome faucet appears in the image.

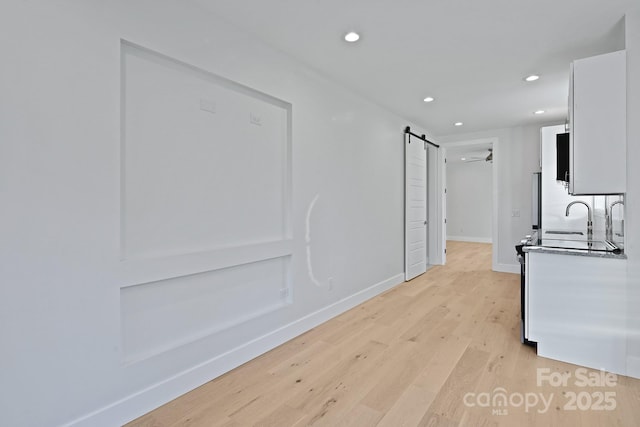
[565,201,593,238]
[607,200,624,239]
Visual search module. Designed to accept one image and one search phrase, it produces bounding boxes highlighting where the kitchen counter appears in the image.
[521,229,626,259]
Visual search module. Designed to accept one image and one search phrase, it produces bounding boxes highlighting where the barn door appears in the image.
[405,133,427,281]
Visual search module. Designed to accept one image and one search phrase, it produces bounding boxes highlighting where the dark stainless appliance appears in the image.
[515,239,536,347]
[520,173,541,345]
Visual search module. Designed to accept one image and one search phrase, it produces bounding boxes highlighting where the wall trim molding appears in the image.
[447,236,492,244]
[493,263,520,274]
[63,273,405,427]
[627,355,640,379]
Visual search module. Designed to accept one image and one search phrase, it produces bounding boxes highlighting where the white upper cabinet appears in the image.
[569,50,626,195]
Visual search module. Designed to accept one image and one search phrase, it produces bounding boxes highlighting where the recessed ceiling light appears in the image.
[525,75,540,82]
[454,122,463,127]
[423,96,435,103]
[534,110,545,115]
[344,32,360,42]
[461,157,466,161]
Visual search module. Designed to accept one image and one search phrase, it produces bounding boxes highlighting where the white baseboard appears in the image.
[493,263,520,274]
[447,236,492,244]
[626,355,640,379]
[64,273,405,427]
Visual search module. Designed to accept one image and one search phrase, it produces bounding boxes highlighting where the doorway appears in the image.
[442,138,498,271]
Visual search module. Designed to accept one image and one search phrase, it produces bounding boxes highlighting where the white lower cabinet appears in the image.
[526,251,627,374]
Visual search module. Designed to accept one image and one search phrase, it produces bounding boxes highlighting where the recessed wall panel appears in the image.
[121,256,291,363]
[121,42,292,259]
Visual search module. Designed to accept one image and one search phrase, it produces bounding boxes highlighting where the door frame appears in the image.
[428,145,446,265]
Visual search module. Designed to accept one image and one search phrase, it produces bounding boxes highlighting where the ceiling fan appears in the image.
[464,148,493,163]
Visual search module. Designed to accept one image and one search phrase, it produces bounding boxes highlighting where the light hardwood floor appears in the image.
[128,241,640,426]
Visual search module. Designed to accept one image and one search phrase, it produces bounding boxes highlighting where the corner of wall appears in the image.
[625,6,640,373]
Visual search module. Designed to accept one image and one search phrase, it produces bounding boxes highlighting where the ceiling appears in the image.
[195,0,631,137]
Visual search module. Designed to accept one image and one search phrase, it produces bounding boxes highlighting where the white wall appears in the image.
[446,161,493,243]
[625,7,640,378]
[0,1,434,425]
[439,124,562,272]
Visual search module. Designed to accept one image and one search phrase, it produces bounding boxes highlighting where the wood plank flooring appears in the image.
[127,241,640,426]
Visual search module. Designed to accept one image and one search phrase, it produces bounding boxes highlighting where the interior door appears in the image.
[405,133,427,281]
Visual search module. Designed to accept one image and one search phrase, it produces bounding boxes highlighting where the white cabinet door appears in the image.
[569,50,626,195]
[527,251,627,375]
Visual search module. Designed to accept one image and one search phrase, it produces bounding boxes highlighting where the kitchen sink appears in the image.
[539,238,622,254]
[545,230,584,235]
